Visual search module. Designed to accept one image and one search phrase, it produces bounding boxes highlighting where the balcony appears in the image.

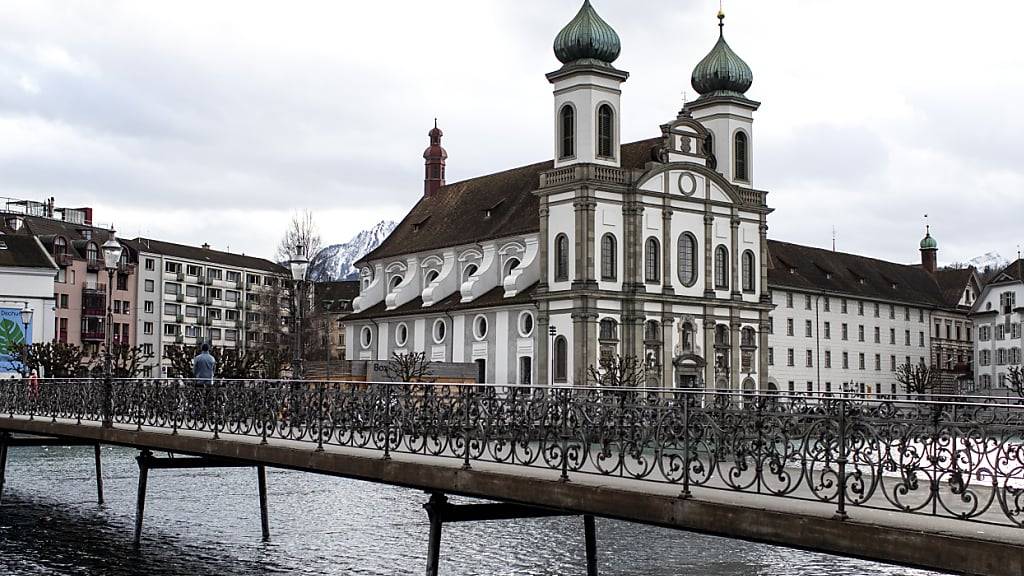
[86,259,103,272]
[82,330,105,341]
[56,253,74,267]
[117,262,136,275]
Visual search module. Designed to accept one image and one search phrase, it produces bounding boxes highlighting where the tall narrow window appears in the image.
[734,132,748,181]
[560,105,575,159]
[597,104,613,158]
[600,233,617,281]
[555,234,569,281]
[677,233,697,287]
[742,250,755,292]
[554,336,568,382]
[714,245,729,289]
[644,237,660,283]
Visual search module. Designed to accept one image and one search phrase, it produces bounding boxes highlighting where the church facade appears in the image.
[342,1,976,393]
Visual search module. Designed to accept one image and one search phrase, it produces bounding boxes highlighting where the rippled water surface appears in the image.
[0,445,946,575]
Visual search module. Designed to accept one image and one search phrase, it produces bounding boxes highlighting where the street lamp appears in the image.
[19,305,33,336]
[289,244,309,380]
[100,229,122,428]
[548,325,557,385]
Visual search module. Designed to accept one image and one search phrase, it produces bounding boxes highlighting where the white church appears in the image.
[343,1,977,393]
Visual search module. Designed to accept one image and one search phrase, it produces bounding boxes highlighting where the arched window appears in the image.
[599,318,618,341]
[644,237,660,283]
[554,336,568,382]
[600,233,616,281]
[597,104,613,158]
[645,320,660,342]
[462,263,478,283]
[741,327,756,347]
[703,133,717,170]
[504,257,521,278]
[54,236,67,256]
[714,245,729,289]
[715,324,730,347]
[741,250,755,292]
[389,275,403,291]
[86,242,99,263]
[734,132,748,181]
[424,269,439,287]
[677,233,698,287]
[555,234,569,281]
[560,105,575,159]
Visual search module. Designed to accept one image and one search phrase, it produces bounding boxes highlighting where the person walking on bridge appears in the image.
[192,343,216,383]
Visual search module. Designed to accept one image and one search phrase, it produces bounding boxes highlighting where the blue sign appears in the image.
[0,307,32,372]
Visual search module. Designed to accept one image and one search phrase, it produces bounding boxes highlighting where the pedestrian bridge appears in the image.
[1,379,1022,576]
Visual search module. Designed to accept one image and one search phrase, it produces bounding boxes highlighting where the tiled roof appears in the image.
[127,237,286,274]
[0,235,57,269]
[993,259,1024,283]
[767,240,950,308]
[932,267,976,308]
[344,282,538,322]
[361,138,663,262]
[0,213,117,259]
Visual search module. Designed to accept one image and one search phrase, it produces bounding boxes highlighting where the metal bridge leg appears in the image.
[424,493,447,576]
[133,450,152,546]
[0,433,8,504]
[257,465,270,541]
[584,515,598,576]
[94,444,104,505]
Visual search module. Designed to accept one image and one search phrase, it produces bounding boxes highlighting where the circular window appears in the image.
[473,315,488,340]
[518,311,534,337]
[360,326,373,349]
[395,322,408,347]
[432,319,447,343]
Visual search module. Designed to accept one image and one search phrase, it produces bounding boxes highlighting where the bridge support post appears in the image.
[584,515,598,576]
[257,465,270,541]
[134,449,152,546]
[424,492,446,576]
[94,444,104,505]
[0,432,8,504]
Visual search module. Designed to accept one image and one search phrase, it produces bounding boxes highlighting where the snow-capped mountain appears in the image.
[309,220,396,281]
[968,252,1010,274]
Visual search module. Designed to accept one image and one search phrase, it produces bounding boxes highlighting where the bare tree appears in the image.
[384,351,435,383]
[107,343,156,378]
[586,355,650,388]
[1007,366,1024,398]
[894,360,940,395]
[163,344,268,379]
[7,342,88,377]
[276,210,322,264]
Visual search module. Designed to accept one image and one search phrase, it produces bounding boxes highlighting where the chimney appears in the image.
[202,242,210,250]
[82,207,93,226]
[423,119,447,197]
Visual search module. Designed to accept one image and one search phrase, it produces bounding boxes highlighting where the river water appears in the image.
[0,445,946,576]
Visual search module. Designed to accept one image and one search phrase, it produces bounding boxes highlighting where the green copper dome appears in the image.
[553,0,621,65]
[691,12,753,98]
[920,227,938,250]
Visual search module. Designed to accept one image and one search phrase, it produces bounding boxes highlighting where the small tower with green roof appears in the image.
[921,225,939,273]
[547,0,628,168]
[688,10,759,187]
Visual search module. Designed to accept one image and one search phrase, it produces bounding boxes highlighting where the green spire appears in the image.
[553,0,621,66]
[920,226,938,250]
[691,11,753,98]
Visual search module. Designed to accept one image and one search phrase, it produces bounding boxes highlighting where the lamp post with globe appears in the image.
[100,230,123,427]
[289,244,309,380]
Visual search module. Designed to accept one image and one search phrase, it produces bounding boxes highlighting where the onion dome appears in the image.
[920,226,938,250]
[691,11,753,98]
[553,0,621,66]
[423,119,447,161]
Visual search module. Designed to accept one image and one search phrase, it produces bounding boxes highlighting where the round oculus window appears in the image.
[395,323,408,347]
[432,319,447,344]
[360,326,373,349]
[518,311,534,337]
[474,315,488,340]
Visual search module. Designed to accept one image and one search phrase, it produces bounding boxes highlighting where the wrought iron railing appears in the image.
[2,378,1023,528]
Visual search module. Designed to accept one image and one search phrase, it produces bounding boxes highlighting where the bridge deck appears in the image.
[1,413,1020,576]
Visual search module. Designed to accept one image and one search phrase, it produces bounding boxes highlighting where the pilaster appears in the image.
[703,211,714,298]
[537,305,550,385]
[661,315,675,388]
[730,213,741,300]
[661,205,674,294]
[538,202,550,291]
[703,310,715,388]
[730,315,741,390]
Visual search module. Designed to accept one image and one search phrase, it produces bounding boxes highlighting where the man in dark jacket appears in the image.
[193,343,216,382]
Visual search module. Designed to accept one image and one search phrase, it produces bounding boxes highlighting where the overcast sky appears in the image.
[0,0,1020,266]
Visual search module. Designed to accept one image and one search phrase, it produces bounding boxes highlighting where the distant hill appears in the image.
[308,220,396,281]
